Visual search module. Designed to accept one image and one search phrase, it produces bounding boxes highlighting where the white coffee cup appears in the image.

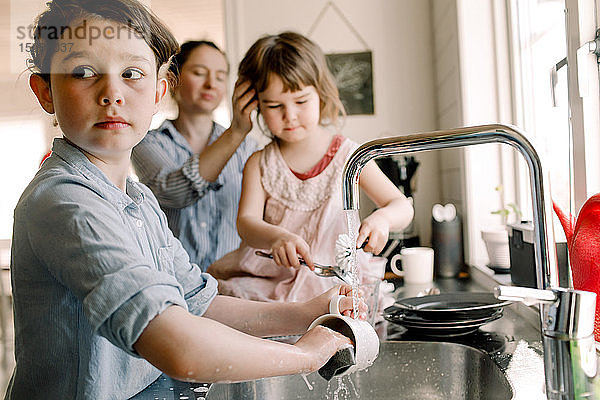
[308,295,380,378]
[390,247,435,284]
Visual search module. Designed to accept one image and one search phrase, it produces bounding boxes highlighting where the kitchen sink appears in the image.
[205,340,513,399]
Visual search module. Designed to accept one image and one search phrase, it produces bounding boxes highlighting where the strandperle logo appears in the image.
[10,12,147,74]
[9,0,155,74]
[16,19,144,52]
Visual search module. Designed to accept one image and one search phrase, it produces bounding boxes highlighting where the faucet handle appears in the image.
[494,285,557,306]
[495,285,596,339]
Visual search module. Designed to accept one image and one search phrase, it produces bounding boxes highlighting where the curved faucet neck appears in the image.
[341,123,558,290]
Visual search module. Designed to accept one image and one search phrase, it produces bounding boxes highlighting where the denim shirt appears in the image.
[6,138,218,400]
[132,120,259,271]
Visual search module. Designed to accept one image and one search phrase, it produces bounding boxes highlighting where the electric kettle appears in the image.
[554,194,600,341]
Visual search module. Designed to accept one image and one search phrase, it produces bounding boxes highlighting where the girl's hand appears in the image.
[270,233,315,270]
[229,79,258,136]
[356,213,390,255]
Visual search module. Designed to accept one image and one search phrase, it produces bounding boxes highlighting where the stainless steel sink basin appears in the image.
[205,340,513,399]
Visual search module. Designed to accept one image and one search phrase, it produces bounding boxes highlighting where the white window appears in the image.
[0,119,46,239]
[509,0,600,224]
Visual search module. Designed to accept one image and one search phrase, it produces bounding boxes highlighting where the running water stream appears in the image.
[301,374,314,390]
[298,211,363,395]
[344,210,362,318]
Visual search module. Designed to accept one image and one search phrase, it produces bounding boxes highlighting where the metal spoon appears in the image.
[254,250,355,285]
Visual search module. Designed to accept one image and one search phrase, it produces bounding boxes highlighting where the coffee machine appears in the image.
[375,156,420,273]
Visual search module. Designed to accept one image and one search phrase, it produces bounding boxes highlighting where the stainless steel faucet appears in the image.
[496,285,597,399]
[341,124,597,399]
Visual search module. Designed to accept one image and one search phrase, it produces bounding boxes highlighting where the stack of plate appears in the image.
[383,292,512,337]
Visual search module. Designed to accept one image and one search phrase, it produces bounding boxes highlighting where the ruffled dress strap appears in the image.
[259,137,357,212]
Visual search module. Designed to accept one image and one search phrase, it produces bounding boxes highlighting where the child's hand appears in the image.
[294,325,352,373]
[270,233,315,270]
[307,285,368,320]
[332,284,368,319]
[356,213,390,255]
[230,79,258,136]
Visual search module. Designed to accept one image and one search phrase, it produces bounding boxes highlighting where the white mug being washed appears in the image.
[308,295,380,379]
[390,247,435,284]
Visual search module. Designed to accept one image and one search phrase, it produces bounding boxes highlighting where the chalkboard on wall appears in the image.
[325,51,374,115]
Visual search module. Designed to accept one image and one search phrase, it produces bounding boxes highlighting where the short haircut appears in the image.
[28,0,179,84]
[238,31,345,127]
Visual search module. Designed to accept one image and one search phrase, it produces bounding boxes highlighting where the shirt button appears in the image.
[136,219,144,228]
[200,222,207,228]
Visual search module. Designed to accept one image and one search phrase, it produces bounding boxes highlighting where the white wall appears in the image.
[432,0,517,267]
[224,0,440,245]
[424,0,523,268]
[432,0,464,209]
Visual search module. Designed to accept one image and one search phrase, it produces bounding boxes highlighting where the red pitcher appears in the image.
[553,194,600,341]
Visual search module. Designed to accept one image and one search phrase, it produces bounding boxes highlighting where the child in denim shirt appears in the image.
[7,1,364,399]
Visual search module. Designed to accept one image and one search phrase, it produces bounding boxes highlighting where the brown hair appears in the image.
[28,0,179,84]
[238,31,345,127]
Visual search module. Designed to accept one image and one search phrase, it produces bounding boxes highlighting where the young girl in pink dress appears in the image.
[208,31,414,302]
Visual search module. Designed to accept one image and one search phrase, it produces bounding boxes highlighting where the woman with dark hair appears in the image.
[132,40,259,271]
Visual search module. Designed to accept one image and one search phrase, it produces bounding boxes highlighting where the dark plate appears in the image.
[400,325,478,337]
[383,310,503,337]
[385,292,512,321]
[384,309,504,327]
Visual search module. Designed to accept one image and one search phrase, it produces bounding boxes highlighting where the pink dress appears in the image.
[213,136,374,302]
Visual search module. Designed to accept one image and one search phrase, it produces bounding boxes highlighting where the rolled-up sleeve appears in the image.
[132,130,221,209]
[86,267,186,353]
[102,271,215,354]
[184,272,218,316]
[25,177,216,355]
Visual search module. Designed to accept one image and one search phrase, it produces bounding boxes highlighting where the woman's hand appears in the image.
[192,79,260,183]
[229,79,258,136]
[270,233,315,270]
[356,212,390,255]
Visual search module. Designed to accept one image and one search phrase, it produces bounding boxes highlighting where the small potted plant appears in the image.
[481,185,522,270]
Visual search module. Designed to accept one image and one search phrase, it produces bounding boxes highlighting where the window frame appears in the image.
[564,0,600,211]
[508,0,600,216]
